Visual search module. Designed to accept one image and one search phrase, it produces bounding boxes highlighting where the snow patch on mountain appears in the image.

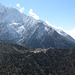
[0,3,75,46]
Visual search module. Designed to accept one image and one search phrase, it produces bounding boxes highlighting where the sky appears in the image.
[0,0,75,39]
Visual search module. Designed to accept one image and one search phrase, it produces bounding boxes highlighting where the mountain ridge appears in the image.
[0,4,75,48]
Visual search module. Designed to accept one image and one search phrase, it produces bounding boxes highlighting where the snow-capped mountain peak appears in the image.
[0,4,6,12]
[0,4,75,48]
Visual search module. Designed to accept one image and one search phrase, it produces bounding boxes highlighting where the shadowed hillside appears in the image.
[0,41,75,75]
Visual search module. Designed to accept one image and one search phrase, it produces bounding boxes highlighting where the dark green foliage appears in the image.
[0,41,75,75]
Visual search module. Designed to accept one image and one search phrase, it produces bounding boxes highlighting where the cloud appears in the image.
[19,7,25,13]
[16,3,25,13]
[45,21,64,30]
[44,21,51,25]
[65,28,75,39]
[29,9,39,19]
[16,3,20,7]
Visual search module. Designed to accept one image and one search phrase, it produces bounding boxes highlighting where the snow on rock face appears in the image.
[0,4,6,13]
[0,4,75,47]
[53,28,75,42]
[0,4,39,43]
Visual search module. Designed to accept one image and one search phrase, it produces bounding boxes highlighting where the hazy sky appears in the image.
[0,0,75,39]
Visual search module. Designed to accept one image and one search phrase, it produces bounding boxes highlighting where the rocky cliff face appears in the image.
[0,4,75,48]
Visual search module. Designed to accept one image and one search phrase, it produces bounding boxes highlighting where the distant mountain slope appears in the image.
[0,4,75,48]
[54,28,75,42]
[0,41,75,75]
[0,41,31,53]
[19,22,75,48]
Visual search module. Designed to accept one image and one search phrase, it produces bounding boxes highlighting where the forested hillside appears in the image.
[0,42,75,75]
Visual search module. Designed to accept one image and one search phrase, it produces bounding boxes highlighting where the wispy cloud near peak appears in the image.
[19,7,24,13]
[16,3,20,7]
[29,9,39,19]
[65,28,75,39]
[16,3,25,13]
